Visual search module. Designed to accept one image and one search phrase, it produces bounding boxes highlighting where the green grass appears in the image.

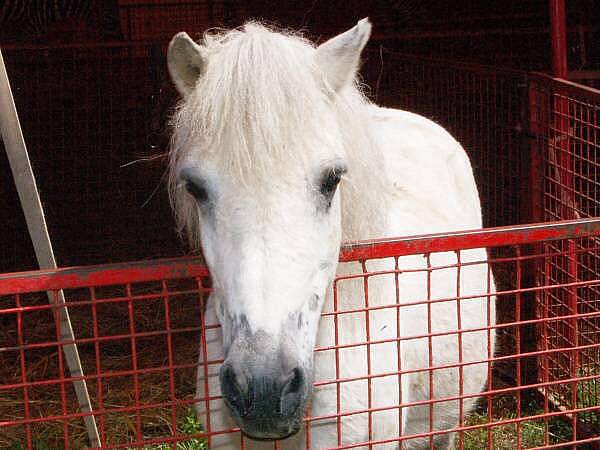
[6,409,207,450]
[456,396,574,450]
[133,409,207,450]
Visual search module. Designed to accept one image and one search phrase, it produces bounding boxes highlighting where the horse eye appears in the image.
[185,179,209,203]
[319,166,346,199]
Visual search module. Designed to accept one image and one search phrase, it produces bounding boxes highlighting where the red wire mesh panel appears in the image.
[1,219,599,449]
[529,75,600,436]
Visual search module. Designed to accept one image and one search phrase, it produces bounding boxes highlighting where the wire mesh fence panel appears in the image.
[1,218,599,449]
[529,75,600,436]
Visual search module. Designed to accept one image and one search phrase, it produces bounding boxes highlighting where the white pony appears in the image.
[167,19,495,449]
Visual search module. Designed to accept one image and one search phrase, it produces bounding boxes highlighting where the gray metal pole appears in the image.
[0,49,100,448]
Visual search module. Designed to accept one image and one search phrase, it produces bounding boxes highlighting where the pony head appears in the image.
[168,19,374,440]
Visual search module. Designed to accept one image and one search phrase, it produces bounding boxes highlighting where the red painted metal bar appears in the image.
[549,0,568,79]
[528,82,546,223]
[1,219,599,295]
[548,2,581,422]
[339,218,600,262]
[0,256,207,295]
[530,72,600,99]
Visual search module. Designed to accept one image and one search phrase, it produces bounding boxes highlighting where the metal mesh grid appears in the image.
[1,219,599,449]
[529,75,600,433]
[0,42,182,272]
[118,1,228,41]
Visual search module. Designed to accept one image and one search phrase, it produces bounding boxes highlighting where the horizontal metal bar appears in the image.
[0,256,207,295]
[529,71,600,99]
[0,218,599,295]
[339,217,600,262]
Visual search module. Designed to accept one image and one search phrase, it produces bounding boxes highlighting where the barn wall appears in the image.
[0,44,530,273]
[1,0,598,272]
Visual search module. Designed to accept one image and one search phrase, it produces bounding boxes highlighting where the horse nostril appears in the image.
[285,367,304,394]
[280,367,305,416]
[220,364,249,417]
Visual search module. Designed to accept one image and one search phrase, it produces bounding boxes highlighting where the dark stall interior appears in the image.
[1,0,599,272]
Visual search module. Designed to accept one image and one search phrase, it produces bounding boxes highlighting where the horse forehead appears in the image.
[217,183,309,218]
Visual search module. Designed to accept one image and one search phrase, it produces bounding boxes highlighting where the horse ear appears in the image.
[316,18,371,92]
[168,32,206,97]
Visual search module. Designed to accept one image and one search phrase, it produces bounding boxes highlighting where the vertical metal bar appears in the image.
[15,294,32,449]
[333,279,342,446]
[543,253,551,447]
[361,261,373,448]
[197,278,212,448]
[90,287,106,446]
[126,283,142,444]
[486,262,493,450]
[549,0,568,79]
[568,238,580,442]
[161,281,178,445]
[0,49,100,447]
[53,290,70,449]
[394,256,403,441]
[528,81,546,224]
[426,254,434,449]
[515,247,523,448]
[455,250,464,449]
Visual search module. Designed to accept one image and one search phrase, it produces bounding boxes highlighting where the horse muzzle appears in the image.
[219,332,312,440]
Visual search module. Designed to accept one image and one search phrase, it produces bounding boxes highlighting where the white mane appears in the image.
[168,22,388,247]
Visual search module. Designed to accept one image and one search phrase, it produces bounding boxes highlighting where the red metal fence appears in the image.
[1,39,600,450]
[528,74,600,437]
[1,218,599,449]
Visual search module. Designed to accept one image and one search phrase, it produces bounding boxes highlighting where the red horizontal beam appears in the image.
[338,218,600,262]
[0,218,599,295]
[529,71,600,99]
[0,256,208,295]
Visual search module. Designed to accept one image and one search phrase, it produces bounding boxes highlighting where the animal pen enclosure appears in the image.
[1,5,600,450]
[1,220,600,449]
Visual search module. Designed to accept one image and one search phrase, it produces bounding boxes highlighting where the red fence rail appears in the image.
[1,218,599,449]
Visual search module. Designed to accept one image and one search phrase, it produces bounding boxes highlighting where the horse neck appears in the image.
[339,102,388,243]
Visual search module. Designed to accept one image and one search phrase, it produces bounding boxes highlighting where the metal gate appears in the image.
[0,218,599,449]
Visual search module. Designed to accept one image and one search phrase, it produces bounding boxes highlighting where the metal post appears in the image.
[549,2,580,437]
[549,0,568,78]
[0,49,100,447]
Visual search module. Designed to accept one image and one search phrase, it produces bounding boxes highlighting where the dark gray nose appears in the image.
[219,362,309,440]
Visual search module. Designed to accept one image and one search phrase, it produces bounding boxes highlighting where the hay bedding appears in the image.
[0,247,525,448]
[0,278,208,448]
